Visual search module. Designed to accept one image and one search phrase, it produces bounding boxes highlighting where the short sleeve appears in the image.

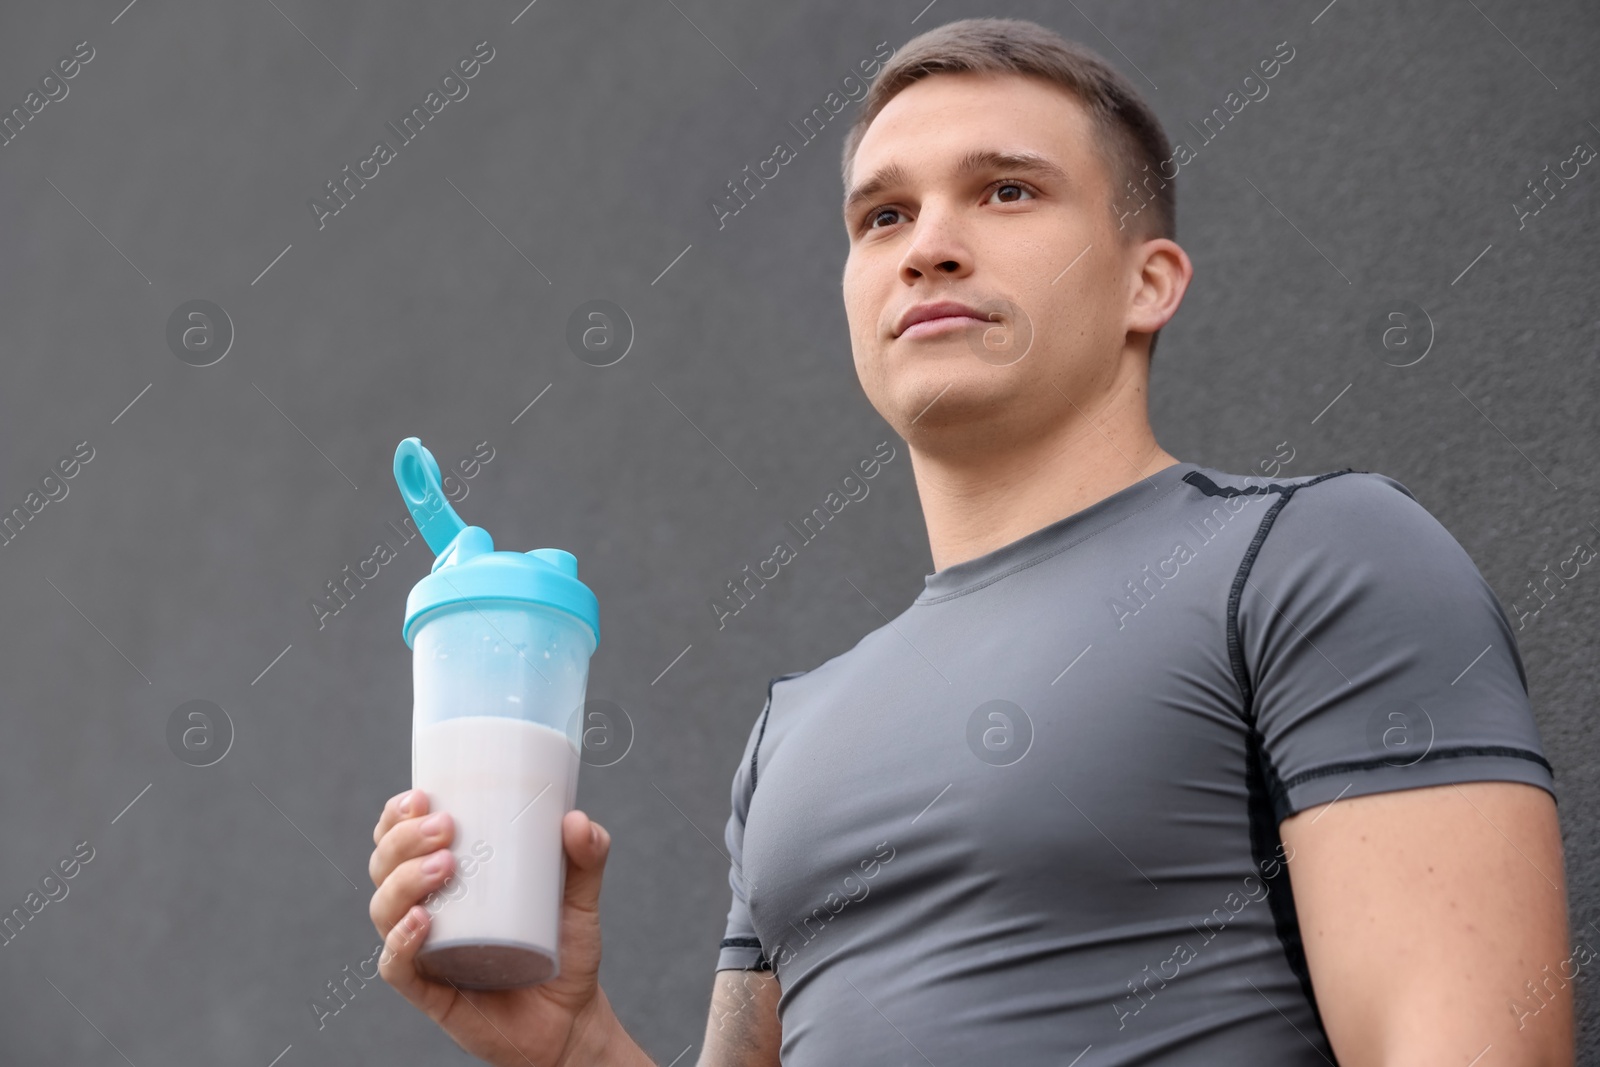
[715,692,774,972]
[1239,470,1556,823]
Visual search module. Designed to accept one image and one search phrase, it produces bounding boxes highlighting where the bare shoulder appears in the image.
[697,968,781,1067]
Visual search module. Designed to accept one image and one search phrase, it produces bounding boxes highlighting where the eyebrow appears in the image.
[842,148,1071,221]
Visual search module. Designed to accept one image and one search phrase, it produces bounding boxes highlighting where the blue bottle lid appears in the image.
[393,437,600,650]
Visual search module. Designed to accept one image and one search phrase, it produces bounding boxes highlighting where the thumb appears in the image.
[562,809,611,914]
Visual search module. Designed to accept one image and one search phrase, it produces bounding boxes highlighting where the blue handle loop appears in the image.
[393,438,467,556]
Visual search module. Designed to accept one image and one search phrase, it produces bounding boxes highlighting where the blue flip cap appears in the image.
[392,437,600,650]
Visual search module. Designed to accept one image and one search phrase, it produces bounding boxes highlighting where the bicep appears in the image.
[697,968,781,1067]
[1282,780,1573,1066]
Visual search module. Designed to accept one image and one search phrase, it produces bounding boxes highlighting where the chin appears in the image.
[888,372,1004,430]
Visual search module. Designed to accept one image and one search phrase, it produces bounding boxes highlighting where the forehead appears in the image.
[848,70,1107,192]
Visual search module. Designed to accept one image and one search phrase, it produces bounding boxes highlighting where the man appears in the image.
[367,17,1574,1066]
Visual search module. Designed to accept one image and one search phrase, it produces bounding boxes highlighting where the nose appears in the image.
[897,199,974,285]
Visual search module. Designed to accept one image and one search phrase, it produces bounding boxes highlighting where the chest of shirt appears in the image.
[741,496,1275,960]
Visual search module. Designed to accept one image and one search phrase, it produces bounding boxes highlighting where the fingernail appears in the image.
[421,813,447,836]
[589,823,598,846]
[422,851,449,876]
[399,791,416,816]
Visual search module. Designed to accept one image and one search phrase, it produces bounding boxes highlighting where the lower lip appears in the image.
[899,315,987,339]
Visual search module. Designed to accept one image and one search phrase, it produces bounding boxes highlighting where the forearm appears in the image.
[563,986,659,1067]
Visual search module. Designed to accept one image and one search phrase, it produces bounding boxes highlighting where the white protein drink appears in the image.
[412,714,581,988]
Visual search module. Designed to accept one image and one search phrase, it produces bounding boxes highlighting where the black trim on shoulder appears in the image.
[1187,469,1359,711]
[1181,471,1327,498]
[751,670,810,794]
[1278,744,1556,796]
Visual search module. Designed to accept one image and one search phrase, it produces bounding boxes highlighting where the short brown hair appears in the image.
[841,17,1176,359]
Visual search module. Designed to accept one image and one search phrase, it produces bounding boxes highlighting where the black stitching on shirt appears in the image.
[1184,467,1359,716]
[718,936,774,971]
[1184,467,1365,1060]
[751,670,809,793]
[1279,744,1555,794]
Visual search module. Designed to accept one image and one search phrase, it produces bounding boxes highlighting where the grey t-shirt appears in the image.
[715,461,1555,1064]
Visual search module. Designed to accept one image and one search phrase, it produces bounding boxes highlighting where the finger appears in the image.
[561,809,612,916]
[369,808,454,888]
[376,903,439,1010]
[370,848,456,940]
[373,788,428,847]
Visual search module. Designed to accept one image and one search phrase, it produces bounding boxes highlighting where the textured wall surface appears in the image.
[0,0,1594,1063]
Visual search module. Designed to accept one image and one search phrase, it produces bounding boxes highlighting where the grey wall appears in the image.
[1,0,1595,1063]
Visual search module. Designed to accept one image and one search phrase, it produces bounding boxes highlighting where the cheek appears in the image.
[1050,269,1114,330]
[842,263,878,344]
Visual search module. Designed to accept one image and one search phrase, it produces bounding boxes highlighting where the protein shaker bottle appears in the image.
[393,437,600,989]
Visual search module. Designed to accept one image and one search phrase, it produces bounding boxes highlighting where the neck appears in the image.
[907,361,1179,573]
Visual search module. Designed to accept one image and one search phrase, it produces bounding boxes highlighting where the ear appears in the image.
[1126,238,1192,338]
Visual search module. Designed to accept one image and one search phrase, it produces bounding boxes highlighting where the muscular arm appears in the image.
[1281,780,1574,1066]
[696,969,781,1067]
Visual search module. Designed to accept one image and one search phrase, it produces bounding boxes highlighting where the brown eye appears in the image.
[987,181,1036,204]
[867,207,904,230]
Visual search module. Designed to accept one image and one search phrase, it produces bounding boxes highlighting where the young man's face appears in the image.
[841,71,1157,449]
